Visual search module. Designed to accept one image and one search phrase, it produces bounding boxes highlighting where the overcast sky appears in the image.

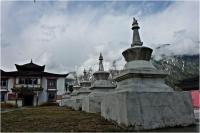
[1,0,199,74]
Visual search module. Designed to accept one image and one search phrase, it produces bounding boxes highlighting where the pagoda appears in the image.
[61,74,81,107]
[62,69,92,110]
[77,69,91,96]
[101,18,195,130]
[71,75,81,96]
[82,53,116,113]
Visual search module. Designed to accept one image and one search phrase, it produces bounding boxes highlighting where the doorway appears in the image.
[23,94,34,106]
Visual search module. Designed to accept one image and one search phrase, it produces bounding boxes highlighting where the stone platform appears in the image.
[101,91,195,130]
[61,98,82,110]
[61,90,91,110]
[82,89,114,113]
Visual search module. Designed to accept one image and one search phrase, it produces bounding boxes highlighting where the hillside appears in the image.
[152,54,199,89]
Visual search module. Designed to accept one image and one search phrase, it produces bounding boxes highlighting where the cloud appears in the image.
[140,1,199,57]
[1,1,199,75]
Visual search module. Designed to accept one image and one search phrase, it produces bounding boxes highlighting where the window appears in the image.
[19,78,25,84]
[47,79,57,88]
[25,79,29,84]
[33,79,37,84]
[18,78,38,85]
[1,79,8,87]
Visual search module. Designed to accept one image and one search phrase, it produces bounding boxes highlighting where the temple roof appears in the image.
[1,70,68,77]
[15,60,45,72]
[1,60,68,77]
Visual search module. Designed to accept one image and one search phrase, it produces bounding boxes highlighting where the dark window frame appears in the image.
[47,79,57,89]
[18,78,38,85]
[1,79,8,87]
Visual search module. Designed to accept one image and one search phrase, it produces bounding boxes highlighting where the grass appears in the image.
[1,106,125,132]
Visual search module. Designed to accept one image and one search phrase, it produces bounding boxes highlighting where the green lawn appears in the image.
[1,106,125,132]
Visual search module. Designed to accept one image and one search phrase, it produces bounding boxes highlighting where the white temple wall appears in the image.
[33,95,37,106]
[57,78,66,95]
[38,77,48,104]
[7,78,14,91]
[6,100,22,107]
[4,78,14,101]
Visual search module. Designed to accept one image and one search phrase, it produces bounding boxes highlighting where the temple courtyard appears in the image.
[1,106,123,132]
[1,106,198,132]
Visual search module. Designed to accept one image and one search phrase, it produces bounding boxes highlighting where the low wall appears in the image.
[6,99,23,107]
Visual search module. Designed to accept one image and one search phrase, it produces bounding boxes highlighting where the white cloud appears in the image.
[1,1,199,75]
[140,1,199,56]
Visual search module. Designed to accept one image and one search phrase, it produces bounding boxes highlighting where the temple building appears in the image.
[1,60,68,107]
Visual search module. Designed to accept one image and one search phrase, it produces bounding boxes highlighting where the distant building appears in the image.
[175,76,199,91]
[1,60,68,106]
[175,76,200,116]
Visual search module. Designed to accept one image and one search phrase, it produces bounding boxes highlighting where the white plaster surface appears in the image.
[81,78,116,113]
[61,86,91,110]
[7,100,22,107]
[82,89,114,113]
[7,78,14,92]
[57,78,66,95]
[124,60,156,70]
[116,77,173,92]
[62,97,83,110]
[91,80,116,89]
[38,77,48,104]
[101,91,196,130]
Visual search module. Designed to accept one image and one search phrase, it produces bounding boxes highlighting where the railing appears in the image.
[0,86,8,90]
[12,84,43,92]
[14,84,41,88]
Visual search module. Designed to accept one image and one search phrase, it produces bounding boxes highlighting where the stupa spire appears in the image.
[131,17,143,47]
[73,73,79,86]
[83,69,87,80]
[99,53,104,71]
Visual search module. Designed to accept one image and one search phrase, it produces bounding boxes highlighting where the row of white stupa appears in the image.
[61,52,116,111]
[61,18,195,131]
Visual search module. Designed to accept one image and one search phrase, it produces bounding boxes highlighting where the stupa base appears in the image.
[60,98,81,110]
[101,91,195,130]
[82,91,112,113]
[82,95,102,113]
